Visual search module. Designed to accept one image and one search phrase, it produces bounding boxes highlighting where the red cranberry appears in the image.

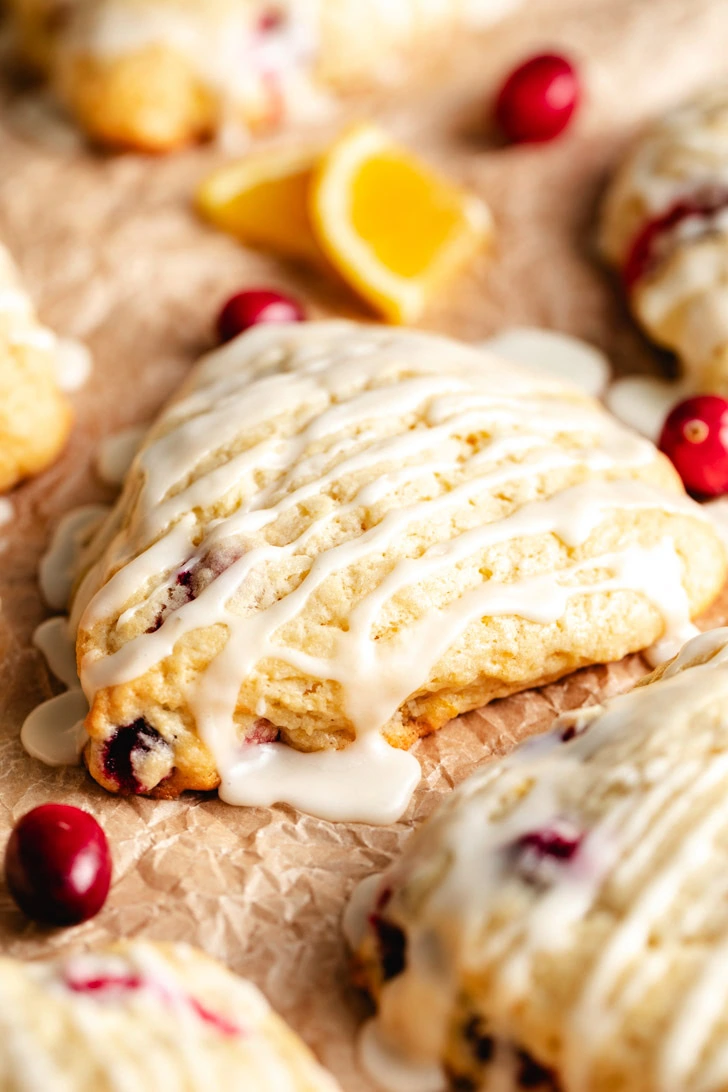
[658,395,728,497]
[216,288,304,344]
[494,52,580,144]
[5,805,112,926]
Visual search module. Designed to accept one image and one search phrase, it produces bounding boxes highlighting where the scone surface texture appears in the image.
[352,627,728,1092]
[74,320,725,800]
[0,939,340,1091]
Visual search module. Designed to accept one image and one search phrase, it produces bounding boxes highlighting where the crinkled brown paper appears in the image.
[1,1,728,1086]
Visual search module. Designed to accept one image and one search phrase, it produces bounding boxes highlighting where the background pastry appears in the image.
[71,321,724,814]
[0,940,340,1090]
[350,626,728,1092]
[6,0,520,151]
[600,85,728,392]
[0,243,72,492]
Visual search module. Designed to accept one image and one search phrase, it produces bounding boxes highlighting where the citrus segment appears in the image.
[197,146,321,263]
[309,124,492,323]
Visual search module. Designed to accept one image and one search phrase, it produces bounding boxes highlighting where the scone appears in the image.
[0,243,72,492]
[69,320,725,814]
[350,626,728,1092]
[9,0,519,151]
[0,940,340,1090]
[600,85,728,391]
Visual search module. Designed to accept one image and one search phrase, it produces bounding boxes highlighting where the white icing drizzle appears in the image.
[95,426,146,487]
[33,615,80,688]
[479,328,611,398]
[54,337,93,392]
[0,941,341,1090]
[360,1019,445,1092]
[74,323,713,824]
[358,627,728,1091]
[342,874,382,952]
[603,374,687,442]
[0,497,13,527]
[20,689,88,766]
[40,505,111,611]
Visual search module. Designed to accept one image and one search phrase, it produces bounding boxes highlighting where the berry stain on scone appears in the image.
[600,85,728,392]
[0,941,340,1090]
[348,627,728,1091]
[70,321,724,822]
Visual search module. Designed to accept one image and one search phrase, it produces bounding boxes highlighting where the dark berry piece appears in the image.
[102,719,172,794]
[5,804,112,926]
[370,914,406,981]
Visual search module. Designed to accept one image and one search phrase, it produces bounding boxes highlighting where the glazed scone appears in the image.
[69,321,725,818]
[350,626,728,1092]
[0,940,340,1091]
[10,0,520,151]
[600,85,728,391]
[0,243,72,492]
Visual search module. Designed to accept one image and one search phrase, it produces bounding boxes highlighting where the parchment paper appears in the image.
[1,1,728,1087]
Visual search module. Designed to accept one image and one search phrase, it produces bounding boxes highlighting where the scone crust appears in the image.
[0,245,72,492]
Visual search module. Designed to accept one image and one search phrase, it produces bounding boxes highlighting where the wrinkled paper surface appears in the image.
[1,1,728,1087]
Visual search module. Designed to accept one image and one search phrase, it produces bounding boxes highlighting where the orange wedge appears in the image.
[197,144,321,263]
[308,123,493,323]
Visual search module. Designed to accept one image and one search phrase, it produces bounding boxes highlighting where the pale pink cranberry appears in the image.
[5,805,112,926]
[658,395,728,497]
[494,53,580,144]
[216,288,305,344]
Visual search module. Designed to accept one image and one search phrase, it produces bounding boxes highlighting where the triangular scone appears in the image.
[8,0,521,151]
[0,940,340,1090]
[600,85,728,392]
[350,626,728,1092]
[0,244,72,492]
[72,321,725,810]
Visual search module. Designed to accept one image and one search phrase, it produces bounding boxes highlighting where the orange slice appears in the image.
[197,144,321,263]
[308,123,493,323]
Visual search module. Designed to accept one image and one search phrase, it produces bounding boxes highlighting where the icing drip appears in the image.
[72,322,713,823]
[95,426,146,487]
[40,505,111,611]
[479,328,611,398]
[603,374,686,442]
[33,616,79,689]
[55,337,93,392]
[0,498,13,527]
[21,690,88,766]
[358,627,728,1091]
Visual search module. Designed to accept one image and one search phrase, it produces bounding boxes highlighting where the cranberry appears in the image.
[369,914,406,981]
[216,288,305,344]
[494,53,580,144]
[518,823,582,860]
[5,804,111,926]
[102,719,171,794]
[623,190,728,290]
[658,395,728,497]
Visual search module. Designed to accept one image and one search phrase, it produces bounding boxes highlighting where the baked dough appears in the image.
[0,940,340,1090]
[71,321,725,804]
[8,0,520,151]
[350,626,728,1092]
[600,85,728,391]
[0,243,72,492]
